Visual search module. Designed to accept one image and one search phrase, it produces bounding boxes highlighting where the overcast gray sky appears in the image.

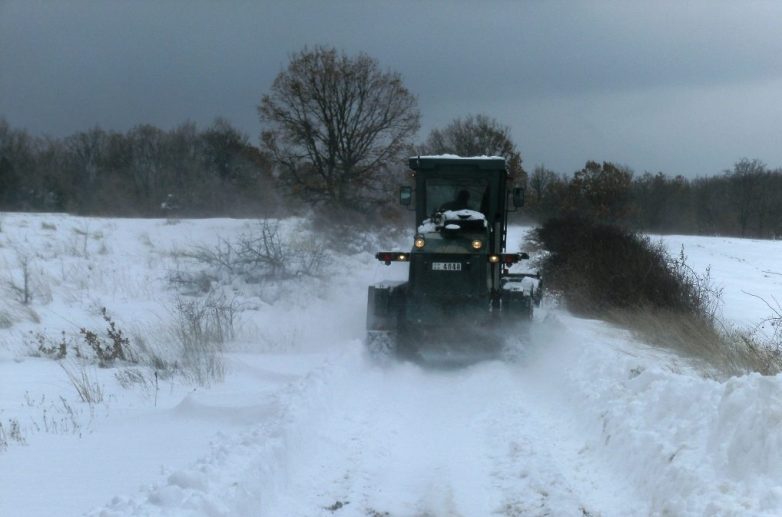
[2,0,781,177]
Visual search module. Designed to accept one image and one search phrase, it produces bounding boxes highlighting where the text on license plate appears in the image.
[432,262,462,271]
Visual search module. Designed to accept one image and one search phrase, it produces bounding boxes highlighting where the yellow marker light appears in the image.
[471,239,483,250]
[414,237,425,249]
[398,254,407,261]
[489,255,500,263]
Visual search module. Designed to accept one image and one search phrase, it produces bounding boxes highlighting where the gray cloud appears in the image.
[2,0,781,177]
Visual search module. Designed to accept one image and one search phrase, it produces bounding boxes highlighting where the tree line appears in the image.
[0,118,280,216]
[2,45,781,238]
[527,158,782,238]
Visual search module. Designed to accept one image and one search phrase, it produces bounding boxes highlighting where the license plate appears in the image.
[432,262,462,271]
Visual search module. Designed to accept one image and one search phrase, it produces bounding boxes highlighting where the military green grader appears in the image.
[366,155,541,360]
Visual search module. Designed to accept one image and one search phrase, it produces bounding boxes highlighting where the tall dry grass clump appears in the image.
[169,293,236,386]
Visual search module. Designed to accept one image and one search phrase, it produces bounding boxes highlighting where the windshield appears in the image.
[426,178,489,216]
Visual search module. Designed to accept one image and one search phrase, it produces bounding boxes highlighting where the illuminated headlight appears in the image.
[489,255,500,263]
[414,236,425,249]
[398,254,408,261]
[471,239,483,250]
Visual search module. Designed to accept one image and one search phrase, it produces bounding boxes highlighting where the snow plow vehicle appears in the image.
[366,155,540,360]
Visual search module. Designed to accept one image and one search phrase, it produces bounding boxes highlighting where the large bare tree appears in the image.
[422,114,525,183]
[258,47,420,210]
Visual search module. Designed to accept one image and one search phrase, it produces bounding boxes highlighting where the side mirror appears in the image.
[399,186,412,206]
[512,187,525,208]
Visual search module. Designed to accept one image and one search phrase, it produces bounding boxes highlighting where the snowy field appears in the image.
[1,213,782,516]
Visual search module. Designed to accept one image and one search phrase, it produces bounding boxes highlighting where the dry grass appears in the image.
[607,308,782,376]
[60,361,104,405]
[169,293,236,386]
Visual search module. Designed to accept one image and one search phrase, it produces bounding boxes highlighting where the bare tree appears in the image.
[258,46,420,210]
[529,165,558,205]
[422,114,525,182]
[127,124,165,204]
[66,127,107,189]
[727,158,766,237]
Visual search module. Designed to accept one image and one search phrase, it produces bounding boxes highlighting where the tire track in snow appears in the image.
[91,331,648,516]
[88,351,366,516]
[261,343,645,516]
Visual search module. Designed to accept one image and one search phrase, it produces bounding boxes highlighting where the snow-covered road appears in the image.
[94,327,652,517]
[260,343,642,517]
[94,309,782,517]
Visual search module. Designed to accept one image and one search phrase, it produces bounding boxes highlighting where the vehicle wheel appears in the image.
[366,330,397,360]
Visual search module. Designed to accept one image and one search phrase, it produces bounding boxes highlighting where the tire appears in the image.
[366,330,397,360]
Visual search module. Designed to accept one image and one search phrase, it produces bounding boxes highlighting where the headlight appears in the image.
[489,255,500,263]
[471,239,483,250]
[414,236,425,249]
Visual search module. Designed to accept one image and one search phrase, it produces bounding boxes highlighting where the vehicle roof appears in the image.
[408,155,506,171]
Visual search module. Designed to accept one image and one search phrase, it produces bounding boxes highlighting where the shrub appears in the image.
[0,419,26,450]
[731,294,782,374]
[170,293,234,386]
[7,250,32,305]
[179,219,329,288]
[749,293,782,343]
[4,246,53,306]
[533,217,720,319]
[79,308,130,366]
[531,217,777,374]
[30,331,69,360]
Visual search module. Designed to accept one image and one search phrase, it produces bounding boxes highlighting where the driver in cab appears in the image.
[440,189,471,211]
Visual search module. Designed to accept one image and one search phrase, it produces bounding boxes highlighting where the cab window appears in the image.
[426,178,488,215]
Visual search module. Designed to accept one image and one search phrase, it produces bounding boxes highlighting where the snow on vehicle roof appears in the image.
[413,154,505,160]
[417,209,487,233]
[442,209,486,222]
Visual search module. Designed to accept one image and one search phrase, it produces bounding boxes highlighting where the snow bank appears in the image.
[528,313,782,516]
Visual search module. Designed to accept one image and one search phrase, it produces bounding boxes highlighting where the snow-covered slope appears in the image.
[1,214,781,516]
[659,234,782,330]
